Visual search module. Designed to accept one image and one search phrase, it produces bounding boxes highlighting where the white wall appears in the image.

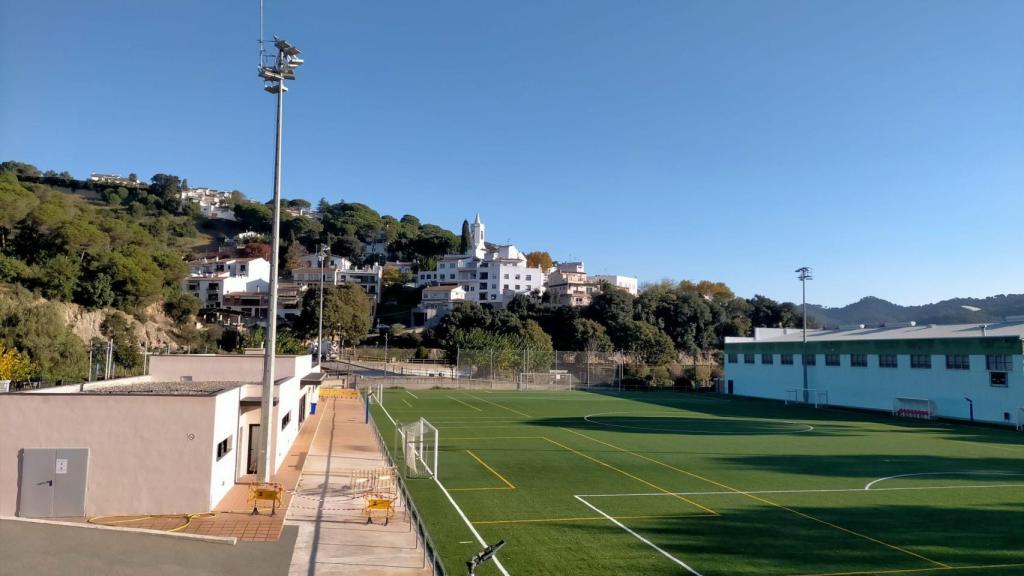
[209,388,241,508]
[725,353,1024,425]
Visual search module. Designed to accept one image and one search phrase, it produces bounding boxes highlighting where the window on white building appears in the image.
[504,274,509,279]
[526,275,532,280]
[515,285,520,290]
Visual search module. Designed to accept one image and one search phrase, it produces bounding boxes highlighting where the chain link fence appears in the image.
[455,349,627,390]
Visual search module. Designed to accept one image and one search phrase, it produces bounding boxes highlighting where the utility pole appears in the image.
[317,243,327,365]
[796,267,813,403]
[256,22,304,483]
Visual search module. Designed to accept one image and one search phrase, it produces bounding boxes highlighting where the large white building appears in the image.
[724,320,1024,426]
[184,257,271,310]
[291,254,383,304]
[416,214,544,306]
[591,274,639,296]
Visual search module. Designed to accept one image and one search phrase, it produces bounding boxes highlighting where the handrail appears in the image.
[365,393,447,576]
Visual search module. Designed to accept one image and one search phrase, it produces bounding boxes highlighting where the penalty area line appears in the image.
[574,495,703,576]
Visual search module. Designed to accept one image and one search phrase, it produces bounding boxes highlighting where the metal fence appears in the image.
[365,393,448,576]
[456,349,626,389]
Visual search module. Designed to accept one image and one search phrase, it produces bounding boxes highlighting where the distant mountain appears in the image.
[807,295,1024,328]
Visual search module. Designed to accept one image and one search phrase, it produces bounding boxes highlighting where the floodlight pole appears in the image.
[796,267,812,403]
[257,37,302,484]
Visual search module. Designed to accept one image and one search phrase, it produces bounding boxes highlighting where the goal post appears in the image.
[517,371,574,391]
[785,388,829,408]
[893,397,937,420]
[398,418,438,479]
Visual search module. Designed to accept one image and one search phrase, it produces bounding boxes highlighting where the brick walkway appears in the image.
[287,397,433,575]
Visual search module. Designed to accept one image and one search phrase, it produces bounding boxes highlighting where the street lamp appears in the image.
[796,267,812,403]
[317,243,329,364]
[256,34,304,484]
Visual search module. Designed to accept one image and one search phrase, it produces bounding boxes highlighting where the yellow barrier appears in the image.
[248,482,284,516]
[363,495,395,525]
[320,388,360,399]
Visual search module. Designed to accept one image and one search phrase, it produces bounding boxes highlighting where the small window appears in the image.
[780,354,794,365]
[526,275,532,281]
[480,272,488,280]
[515,274,521,280]
[946,355,970,370]
[479,283,487,290]
[803,354,816,366]
[991,372,1008,387]
[986,355,1012,372]
[515,285,520,290]
[762,354,773,365]
[281,411,291,429]
[850,353,868,367]
[503,284,509,290]
[825,354,840,367]
[504,274,509,279]
[743,354,755,364]
[727,353,738,364]
[879,354,898,369]
[216,436,233,461]
[910,354,931,369]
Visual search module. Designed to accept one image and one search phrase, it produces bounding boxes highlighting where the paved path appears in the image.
[287,397,433,576]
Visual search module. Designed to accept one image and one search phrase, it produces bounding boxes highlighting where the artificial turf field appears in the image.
[368,389,1024,576]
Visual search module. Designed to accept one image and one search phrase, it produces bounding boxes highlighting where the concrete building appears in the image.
[416,214,544,306]
[545,262,600,307]
[418,284,467,326]
[88,173,138,187]
[179,187,236,221]
[0,354,321,518]
[290,255,382,317]
[723,320,1024,426]
[591,274,639,296]
[184,257,271,310]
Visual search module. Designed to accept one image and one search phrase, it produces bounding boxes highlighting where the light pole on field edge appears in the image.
[796,267,812,404]
[256,27,303,484]
[317,243,328,365]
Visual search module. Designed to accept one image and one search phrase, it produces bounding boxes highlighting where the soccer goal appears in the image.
[517,371,575,391]
[785,388,829,408]
[398,418,438,479]
[893,397,937,420]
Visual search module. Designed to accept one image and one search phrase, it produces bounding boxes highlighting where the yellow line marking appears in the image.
[448,396,484,412]
[561,428,949,569]
[541,436,718,516]
[473,513,717,525]
[465,394,532,418]
[465,449,516,489]
[791,562,1024,576]
[446,436,546,441]
[401,398,413,408]
[448,486,515,492]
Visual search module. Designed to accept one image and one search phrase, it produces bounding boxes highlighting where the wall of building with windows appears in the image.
[724,325,1024,426]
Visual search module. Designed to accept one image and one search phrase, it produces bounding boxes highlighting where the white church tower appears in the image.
[470,213,486,252]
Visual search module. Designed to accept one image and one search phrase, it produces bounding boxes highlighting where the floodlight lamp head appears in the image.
[275,38,301,56]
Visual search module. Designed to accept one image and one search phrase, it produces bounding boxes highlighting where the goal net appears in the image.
[893,397,936,420]
[398,418,438,479]
[517,371,574,391]
[785,388,829,408]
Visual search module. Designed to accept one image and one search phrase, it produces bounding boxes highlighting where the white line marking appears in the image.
[375,395,398,427]
[864,471,1024,490]
[582,411,814,434]
[574,495,703,575]
[406,390,419,399]
[578,483,1024,498]
[435,476,511,576]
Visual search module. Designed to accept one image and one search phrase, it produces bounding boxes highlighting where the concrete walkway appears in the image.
[286,397,433,576]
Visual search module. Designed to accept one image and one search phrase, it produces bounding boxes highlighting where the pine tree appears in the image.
[460,219,471,253]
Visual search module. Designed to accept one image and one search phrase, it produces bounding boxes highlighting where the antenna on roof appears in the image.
[258,0,265,69]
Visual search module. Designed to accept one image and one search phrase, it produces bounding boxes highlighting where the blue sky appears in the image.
[2,0,1022,307]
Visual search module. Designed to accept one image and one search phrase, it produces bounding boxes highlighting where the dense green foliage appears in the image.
[296,284,373,346]
[0,286,87,380]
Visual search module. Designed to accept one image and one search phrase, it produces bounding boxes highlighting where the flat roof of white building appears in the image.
[727,319,1024,344]
[71,381,246,396]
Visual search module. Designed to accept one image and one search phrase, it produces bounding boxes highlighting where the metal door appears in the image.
[247,424,262,474]
[18,449,54,517]
[52,449,89,517]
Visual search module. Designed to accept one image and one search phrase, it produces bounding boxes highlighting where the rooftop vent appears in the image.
[883,321,917,328]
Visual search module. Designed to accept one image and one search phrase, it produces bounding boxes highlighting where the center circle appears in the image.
[583,411,814,435]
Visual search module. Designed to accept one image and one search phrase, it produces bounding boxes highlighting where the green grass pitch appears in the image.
[368,389,1024,576]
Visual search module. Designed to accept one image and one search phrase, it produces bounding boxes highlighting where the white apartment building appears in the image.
[418,284,467,326]
[291,254,383,303]
[184,257,271,310]
[180,187,236,221]
[591,274,639,296]
[416,214,544,306]
[89,173,139,187]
